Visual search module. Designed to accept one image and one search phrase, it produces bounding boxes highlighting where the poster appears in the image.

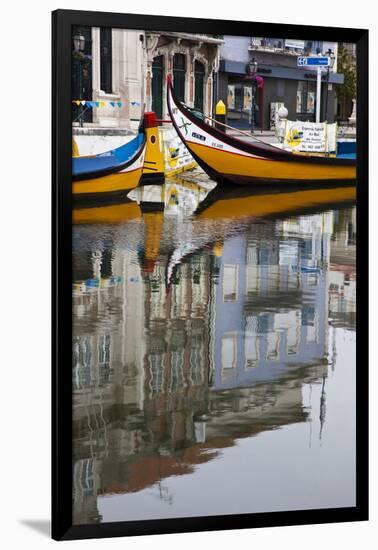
[243,86,252,112]
[307,91,316,114]
[296,90,302,114]
[227,85,235,109]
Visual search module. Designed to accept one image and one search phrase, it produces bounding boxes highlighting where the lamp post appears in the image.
[324,48,335,122]
[246,58,258,133]
[73,33,86,127]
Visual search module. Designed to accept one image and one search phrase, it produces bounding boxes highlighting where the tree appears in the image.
[336,44,356,120]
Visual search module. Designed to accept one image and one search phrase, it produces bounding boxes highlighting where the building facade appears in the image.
[72,26,222,128]
[217,36,343,129]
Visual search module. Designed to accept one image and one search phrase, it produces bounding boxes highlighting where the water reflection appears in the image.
[72,177,356,525]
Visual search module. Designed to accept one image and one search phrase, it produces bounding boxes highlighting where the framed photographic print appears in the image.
[52,9,368,541]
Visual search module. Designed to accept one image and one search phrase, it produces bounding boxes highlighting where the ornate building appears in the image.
[72,26,223,128]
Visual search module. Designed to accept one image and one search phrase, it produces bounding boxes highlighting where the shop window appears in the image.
[296,81,316,114]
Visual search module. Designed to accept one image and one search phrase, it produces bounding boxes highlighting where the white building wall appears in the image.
[91,28,144,129]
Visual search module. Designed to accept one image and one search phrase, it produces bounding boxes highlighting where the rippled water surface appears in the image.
[72,176,356,524]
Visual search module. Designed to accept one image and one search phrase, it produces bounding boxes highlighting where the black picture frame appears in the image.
[52,9,369,541]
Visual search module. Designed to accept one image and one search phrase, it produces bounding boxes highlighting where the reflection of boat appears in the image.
[128,179,215,216]
[72,112,163,201]
[141,212,164,273]
[196,184,356,220]
[167,76,356,185]
[73,180,356,287]
[72,199,141,224]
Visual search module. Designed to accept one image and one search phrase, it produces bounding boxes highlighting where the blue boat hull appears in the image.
[72,133,146,181]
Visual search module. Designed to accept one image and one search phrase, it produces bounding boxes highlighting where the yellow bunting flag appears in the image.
[100,101,105,108]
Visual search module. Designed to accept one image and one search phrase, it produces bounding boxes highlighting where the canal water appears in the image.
[72,175,356,525]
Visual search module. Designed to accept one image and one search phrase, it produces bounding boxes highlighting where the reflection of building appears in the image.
[72,26,222,128]
[218,36,343,128]
[328,207,356,328]
[214,213,332,390]
[72,202,355,525]
[72,227,214,522]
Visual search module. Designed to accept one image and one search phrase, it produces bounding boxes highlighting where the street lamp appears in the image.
[73,34,86,127]
[324,48,335,122]
[246,58,258,133]
[73,34,86,52]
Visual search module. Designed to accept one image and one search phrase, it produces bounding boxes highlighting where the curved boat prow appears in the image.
[167,76,356,186]
[140,111,165,185]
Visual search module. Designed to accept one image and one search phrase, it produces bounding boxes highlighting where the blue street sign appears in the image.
[297,56,330,67]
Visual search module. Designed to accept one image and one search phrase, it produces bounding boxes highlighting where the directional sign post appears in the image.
[297,56,330,67]
[297,56,331,122]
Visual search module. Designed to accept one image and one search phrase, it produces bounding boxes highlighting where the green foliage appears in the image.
[336,44,356,101]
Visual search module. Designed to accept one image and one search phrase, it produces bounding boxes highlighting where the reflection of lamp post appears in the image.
[73,33,86,127]
[325,48,335,122]
[245,58,258,133]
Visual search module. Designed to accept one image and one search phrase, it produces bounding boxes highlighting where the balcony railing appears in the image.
[249,37,309,56]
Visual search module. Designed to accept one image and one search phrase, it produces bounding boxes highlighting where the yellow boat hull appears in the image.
[189,142,356,183]
[72,166,143,196]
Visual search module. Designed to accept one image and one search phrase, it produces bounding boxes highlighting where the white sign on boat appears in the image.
[284,121,337,153]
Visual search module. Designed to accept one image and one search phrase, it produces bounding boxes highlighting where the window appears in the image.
[72,26,93,123]
[194,60,205,112]
[266,331,280,361]
[100,27,112,93]
[245,316,259,368]
[221,336,237,372]
[173,54,186,102]
[170,350,184,392]
[72,336,92,389]
[75,459,94,492]
[190,333,203,385]
[223,265,239,301]
[296,81,316,114]
[149,353,164,396]
[246,265,259,294]
[152,55,164,119]
[98,334,111,384]
[286,311,301,355]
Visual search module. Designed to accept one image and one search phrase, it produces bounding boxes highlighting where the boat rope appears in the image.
[200,114,285,149]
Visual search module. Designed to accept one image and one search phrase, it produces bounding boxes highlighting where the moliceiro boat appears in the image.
[167,76,356,186]
[72,112,164,201]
